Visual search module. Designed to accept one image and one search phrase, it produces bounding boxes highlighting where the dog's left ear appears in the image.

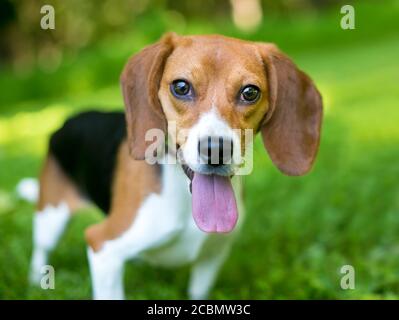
[120,33,175,160]
[258,44,323,176]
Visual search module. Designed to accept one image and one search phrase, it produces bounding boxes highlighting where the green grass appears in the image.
[1,3,399,299]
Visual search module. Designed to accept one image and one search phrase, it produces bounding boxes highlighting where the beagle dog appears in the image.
[28,33,322,299]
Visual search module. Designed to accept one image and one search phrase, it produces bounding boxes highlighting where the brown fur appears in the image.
[85,141,161,251]
[38,154,86,212]
[259,46,323,175]
[158,35,270,150]
[120,33,174,160]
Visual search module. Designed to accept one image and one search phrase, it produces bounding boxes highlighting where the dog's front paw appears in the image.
[188,288,209,300]
[29,247,48,285]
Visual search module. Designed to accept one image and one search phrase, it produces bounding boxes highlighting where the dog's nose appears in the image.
[198,136,233,166]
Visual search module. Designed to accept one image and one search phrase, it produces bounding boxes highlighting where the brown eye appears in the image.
[171,79,192,98]
[240,85,260,103]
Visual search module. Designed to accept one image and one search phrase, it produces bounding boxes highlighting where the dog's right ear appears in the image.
[120,33,175,160]
[258,44,323,176]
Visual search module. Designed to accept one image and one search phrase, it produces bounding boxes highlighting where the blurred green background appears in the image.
[0,0,399,299]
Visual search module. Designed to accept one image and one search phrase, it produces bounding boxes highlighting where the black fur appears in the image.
[49,110,126,213]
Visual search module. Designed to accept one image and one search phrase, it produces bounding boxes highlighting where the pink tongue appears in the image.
[192,173,238,233]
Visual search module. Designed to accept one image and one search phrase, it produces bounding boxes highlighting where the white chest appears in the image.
[138,163,208,266]
[104,162,244,267]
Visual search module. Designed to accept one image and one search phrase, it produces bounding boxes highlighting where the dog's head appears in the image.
[121,33,323,233]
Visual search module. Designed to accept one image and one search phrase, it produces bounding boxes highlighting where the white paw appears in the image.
[29,248,48,285]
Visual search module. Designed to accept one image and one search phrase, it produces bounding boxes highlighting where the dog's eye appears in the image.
[171,80,192,98]
[240,85,260,103]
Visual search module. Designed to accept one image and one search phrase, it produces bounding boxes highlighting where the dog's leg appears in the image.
[85,194,185,300]
[30,155,85,285]
[188,236,233,300]
[87,242,125,300]
[30,203,70,284]
[85,142,185,300]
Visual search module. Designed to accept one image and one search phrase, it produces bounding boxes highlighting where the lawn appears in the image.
[0,2,399,299]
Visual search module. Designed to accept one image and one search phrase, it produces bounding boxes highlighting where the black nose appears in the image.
[198,136,233,166]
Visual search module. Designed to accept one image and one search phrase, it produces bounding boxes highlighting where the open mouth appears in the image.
[182,164,238,233]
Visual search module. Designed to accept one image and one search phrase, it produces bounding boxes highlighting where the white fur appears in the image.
[87,247,125,300]
[88,157,244,300]
[30,202,70,284]
[188,236,232,300]
[17,178,39,203]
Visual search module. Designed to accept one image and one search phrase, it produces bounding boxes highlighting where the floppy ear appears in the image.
[259,45,323,176]
[120,34,174,160]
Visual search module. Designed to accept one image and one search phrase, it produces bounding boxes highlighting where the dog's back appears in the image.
[49,111,126,212]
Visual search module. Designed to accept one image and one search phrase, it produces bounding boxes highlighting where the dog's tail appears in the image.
[16,178,39,203]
